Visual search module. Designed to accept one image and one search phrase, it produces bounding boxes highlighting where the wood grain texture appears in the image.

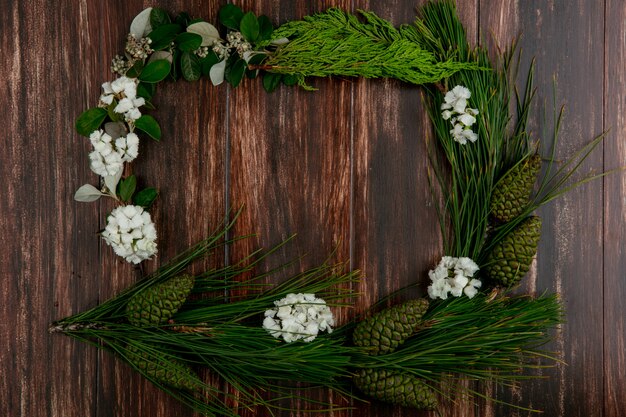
[228,1,352,415]
[604,1,626,416]
[1,1,624,417]
[481,1,605,416]
[350,1,477,415]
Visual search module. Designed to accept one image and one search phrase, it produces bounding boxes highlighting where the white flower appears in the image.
[88,130,122,176]
[427,276,451,300]
[262,293,334,343]
[100,76,145,122]
[101,205,157,264]
[87,130,140,177]
[115,132,139,161]
[441,85,471,113]
[461,128,478,144]
[464,279,482,298]
[441,85,479,145]
[427,256,481,300]
[455,257,480,277]
[449,274,470,297]
[457,112,476,127]
[450,123,479,145]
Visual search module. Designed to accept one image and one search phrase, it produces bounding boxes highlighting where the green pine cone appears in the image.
[485,216,542,287]
[353,299,429,355]
[126,344,203,391]
[354,369,437,410]
[126,274,195,326]
[490,154,542,222]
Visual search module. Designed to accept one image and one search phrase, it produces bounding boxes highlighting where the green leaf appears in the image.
[181,51,201,81]
[133,187,159,208]
[219,4,243,29]
[187,21,221,47]
[104,170,123,196]
[138,59,171,83]
[282,74,299,86]
[200,51,220,76]
[262,72,282,93]
[225,57,247,88]
[248,53,266,66]
[240,12,259,42]
[171,49,180,80]
[130,8,153,39]
[104,121,127,139]
[74,184,105,202]
[134,115,162,141]
[76,108,107,136]
[105,102,121,122]
[209,59,226,85]
[175,32,202,51]
[257,15,273,41]
[142,100,156,110]
[175,12,191,27]
[137,82,156,100]
[245,53,265,79]
[148,23,182,50]
[118,175,137,203]
[125,60,144,78]
[150,8,171,29]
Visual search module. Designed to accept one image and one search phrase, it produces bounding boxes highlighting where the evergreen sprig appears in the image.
[51,212,360,415]
[344,291,562,411]
[414,0,610,263]
[262,8,480,89]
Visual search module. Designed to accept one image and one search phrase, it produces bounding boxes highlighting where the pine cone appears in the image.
[126,274,195,326]
[354,369,437,410]
[126,344,203,391]
[490,154,542,222]
[484,216,542,287]
[353,299,429,355]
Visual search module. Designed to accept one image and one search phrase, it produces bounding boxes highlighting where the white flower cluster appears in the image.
[441,85,479,144]
[99,76,145,122]
[101,205,157,264]
[427,256,482,300]
[263,293,334,343]
[88,130,139,177]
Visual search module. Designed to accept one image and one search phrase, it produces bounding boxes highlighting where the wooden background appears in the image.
[1,0,624,416]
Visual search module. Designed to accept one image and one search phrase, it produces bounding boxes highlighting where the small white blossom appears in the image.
[464,279,482,298]
[115,132,139,161]
[100,76,145,122]
[441,85,471,113]
[263,293,334,343]
[87,130,140,177]
[450,122,478,145]
[427,256,481,300]
[88,130,122,176]
[441,85,479,145]
[457,112,476,127]
[101,205,157,264]
[455,257,480,277]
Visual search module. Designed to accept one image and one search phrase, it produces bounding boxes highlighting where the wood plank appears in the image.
[604,1,626,416]
[350,1,478,416]
[0,1,103,417]
[79,2,226,417]
[480,1,605,416]
[227,1,352,416]
[3,1,622,417]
